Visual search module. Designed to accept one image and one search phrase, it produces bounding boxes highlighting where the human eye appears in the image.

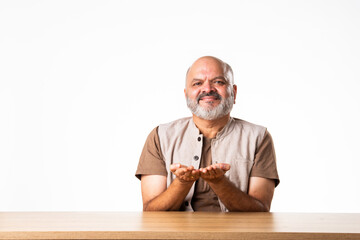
[192,81,202,86]
[214,80,226,85]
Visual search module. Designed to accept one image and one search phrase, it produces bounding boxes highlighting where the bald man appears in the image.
[135,56,279,212]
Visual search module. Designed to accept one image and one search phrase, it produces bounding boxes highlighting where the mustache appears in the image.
[197,92,222,103]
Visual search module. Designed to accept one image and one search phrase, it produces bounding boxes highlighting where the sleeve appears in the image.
[135,126,167,180]
[250,130,280,187]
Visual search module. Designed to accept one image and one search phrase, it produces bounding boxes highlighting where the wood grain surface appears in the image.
[0,212,359,239]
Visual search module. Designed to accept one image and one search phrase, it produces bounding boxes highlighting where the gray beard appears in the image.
[186,94,234,120]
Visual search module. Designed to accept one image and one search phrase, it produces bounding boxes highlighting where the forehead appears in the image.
[188,58,224,79]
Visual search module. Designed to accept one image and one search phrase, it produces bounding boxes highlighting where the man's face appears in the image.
[184,57,236,120]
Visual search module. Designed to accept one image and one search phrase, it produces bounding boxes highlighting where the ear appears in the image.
[184,88,187,98]
[233,84,237,104]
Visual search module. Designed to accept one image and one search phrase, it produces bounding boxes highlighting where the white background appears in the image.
[1,0,359,212]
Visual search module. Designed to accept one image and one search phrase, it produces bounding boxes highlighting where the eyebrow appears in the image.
[192,76,227,82]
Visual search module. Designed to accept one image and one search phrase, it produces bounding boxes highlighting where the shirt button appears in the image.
[194,155,199,161]
[197,137,201,141]
[184,201,189,206]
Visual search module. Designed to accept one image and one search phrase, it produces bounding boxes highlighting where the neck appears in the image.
[192,114,230,139]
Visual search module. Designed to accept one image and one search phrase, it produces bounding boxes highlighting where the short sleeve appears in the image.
[135,127,167,180]
[250,130,280,187]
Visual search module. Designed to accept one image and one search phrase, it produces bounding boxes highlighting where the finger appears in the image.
[219,163,231,171]
[202,168,212,177]
[171,163,189,172]
[191,169,198,175]
[175,167,187,176]
[206,165,216,175]
[183,169,192,177]
[170,163,180,172]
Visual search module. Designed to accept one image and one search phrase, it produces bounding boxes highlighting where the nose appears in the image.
[201,80,215,93]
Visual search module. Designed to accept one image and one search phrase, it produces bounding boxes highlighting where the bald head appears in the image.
[185,56,234,88]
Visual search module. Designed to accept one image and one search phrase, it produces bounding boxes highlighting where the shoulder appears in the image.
[231,117,267,134]
[158,117,193,135]
[157,117,198,146]
[230,118,268,146]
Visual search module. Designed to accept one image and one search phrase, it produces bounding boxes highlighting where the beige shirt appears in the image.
[136,121,279,211]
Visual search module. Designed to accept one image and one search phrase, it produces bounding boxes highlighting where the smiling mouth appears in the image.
[197,92,222,103]
[199,97,219,102]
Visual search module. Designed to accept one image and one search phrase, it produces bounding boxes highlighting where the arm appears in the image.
[201,164,275,212]
[141,164,200,211]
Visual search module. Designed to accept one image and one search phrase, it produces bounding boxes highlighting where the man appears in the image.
[135,56,279,212]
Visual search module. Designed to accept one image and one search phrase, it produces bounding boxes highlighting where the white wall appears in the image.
[1,0,359,212]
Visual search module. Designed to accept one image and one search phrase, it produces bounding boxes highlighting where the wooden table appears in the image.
[1,212,359,240]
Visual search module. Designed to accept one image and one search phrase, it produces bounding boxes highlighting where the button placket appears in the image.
[192,134,202,168]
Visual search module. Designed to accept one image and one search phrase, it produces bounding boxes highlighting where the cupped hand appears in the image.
[170,163,200,183]
[199,163,231,183]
